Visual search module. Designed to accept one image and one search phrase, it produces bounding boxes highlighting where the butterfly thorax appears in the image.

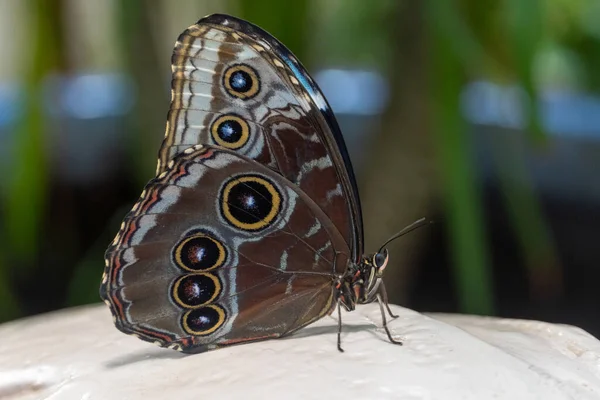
[337,249,390,312]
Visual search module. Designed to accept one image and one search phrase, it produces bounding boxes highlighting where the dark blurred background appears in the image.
[0,0,598,337]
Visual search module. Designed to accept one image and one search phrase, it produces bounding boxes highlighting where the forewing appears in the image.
[157,14,363,260]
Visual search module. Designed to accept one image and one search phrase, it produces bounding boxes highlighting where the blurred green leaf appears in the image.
[498,0,561,299]
[504,0,546,144]
[116,0,168,184]
[0,0,65,321]
[4,0,63,264]
[491,136,563,300]
[238,0,309,61]
[1,0,64,321]
[313,0,396,68]
[435,0,495,74]
[427,0,495,315]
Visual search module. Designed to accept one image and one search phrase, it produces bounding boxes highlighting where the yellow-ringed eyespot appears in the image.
[220,175,281,231]
[210,114,250,150]
[223,64,260,99]
[181,304,226,336]
[172,233,227,272]
[171,273,221,308]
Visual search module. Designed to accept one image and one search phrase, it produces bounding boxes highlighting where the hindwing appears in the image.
[101,145,350,353]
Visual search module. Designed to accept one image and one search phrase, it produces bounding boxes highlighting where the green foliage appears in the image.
[1,0,598,322]
[427,0,495,314]
[0,0,64,322]
[4,0,62,264]
[238,0,309,61]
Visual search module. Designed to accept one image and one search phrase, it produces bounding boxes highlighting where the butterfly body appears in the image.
[101,14,399,353]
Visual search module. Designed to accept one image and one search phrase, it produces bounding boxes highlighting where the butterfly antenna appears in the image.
[377,217,431,253]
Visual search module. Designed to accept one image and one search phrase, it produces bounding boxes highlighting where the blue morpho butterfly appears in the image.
[100,13,425,353]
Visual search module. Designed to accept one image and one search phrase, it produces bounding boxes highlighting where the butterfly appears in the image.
[100,13,412,353]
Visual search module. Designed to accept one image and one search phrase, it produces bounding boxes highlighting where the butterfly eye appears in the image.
[220,175,281,231]
[171,273,222,308]
[373,249,389,270]
[223,64,260,99]
[211,114,250,149]
[181,305,227,336]
[173,234,227,272]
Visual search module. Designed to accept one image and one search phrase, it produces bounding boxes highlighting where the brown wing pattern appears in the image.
[157,14,363,261]
[101,146,350,353]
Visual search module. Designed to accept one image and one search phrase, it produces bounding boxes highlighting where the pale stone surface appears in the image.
[0,304,599,400]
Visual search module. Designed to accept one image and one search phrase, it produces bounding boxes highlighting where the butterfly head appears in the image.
[337,248,390,311]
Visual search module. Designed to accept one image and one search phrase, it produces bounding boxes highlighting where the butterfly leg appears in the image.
[337,299,345,353]
[379,282,399,319]
[377,293,403,345]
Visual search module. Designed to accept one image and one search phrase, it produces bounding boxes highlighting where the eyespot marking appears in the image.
[173,233,227,272]
[220,175,282,231]
[171,273,221,308]
[223,64,260,99]
[210,114,250,150]
[182,305,226,336]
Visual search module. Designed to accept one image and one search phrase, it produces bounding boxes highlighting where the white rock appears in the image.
[0,304,599,400]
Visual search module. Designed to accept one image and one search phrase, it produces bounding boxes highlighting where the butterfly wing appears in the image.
[101,145,350,353]
[157,14,363,261]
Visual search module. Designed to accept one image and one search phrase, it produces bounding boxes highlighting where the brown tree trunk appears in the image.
[360,0,437,304]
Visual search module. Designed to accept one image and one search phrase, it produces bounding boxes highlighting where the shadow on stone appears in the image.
[104,348,188,369]
[284,322,374,340]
